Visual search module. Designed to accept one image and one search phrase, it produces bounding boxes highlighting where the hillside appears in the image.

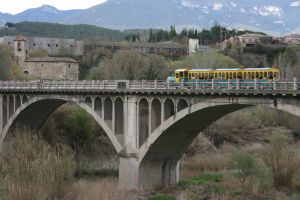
[0,22,125,40]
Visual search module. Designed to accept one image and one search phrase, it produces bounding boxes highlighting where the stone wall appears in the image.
[0,36,76,56]
[22,61,79,81]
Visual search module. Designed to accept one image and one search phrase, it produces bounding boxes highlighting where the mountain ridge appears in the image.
[0,0,300,35]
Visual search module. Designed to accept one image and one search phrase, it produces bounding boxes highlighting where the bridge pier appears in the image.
[119,157,139,189]
[138,160,179,189]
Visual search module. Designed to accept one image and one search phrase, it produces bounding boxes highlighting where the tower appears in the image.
[14,35,27,65]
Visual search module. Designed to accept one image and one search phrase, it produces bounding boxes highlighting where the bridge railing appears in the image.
[0,79,298,91]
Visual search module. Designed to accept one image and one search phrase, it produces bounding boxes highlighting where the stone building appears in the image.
[222,33,272,49]
[282,34,300,45]
[0,35,76,56]
[14,36,79,80]
[0,35,200,57]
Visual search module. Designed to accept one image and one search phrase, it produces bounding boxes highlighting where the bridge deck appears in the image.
[0,80,299,96]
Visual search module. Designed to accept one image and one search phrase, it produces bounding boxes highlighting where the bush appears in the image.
[0,129,76,200]
[262,129,300,190]
[228,150,259,184]
[179,173,223,186]
[63,108,95,152]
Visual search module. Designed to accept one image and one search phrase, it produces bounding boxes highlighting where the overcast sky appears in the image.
[0,0,108,14]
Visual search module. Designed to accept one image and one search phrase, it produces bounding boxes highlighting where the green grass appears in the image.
[179,173,223,186]
[148,194,175,200]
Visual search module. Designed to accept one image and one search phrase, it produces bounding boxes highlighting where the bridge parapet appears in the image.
[0,79,299,93]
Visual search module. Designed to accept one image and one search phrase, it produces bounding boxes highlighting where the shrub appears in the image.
[261,130,300,190]
[228,150,259,184]
[0,129,76,200]
[179,173,223,186]
[63,108,95,153]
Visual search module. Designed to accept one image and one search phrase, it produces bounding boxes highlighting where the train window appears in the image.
[221,73,225,79]
[180,72,183,78]
[188,73,191,79]
[176,73,179,78]
[255,72,259,78]
[226,72,229,79]
[264,72,267,78]
[251,72,255,79]
[184,71,188,78]
[233,73,237,79]
[196,73,199,79]
[269,72,273,79]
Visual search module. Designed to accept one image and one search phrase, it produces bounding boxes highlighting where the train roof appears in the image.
[243,68,275,70]
[175,69,189,72]
[175,67,279,72]
[188,69,212,72]
[215,68,241,71]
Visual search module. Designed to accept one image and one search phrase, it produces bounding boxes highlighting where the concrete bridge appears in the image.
[0,79,300,189]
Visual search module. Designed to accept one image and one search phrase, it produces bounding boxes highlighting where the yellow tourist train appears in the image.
[172,67,280,83]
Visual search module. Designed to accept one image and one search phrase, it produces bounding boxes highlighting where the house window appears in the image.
[17,42,22,51]
[8,42,10,46]
[33,43,36,46]
[48,44,50,47]
[41,64,44,67]
[24,71,29,75]
[68,64,71,68]
[56,44,58,47]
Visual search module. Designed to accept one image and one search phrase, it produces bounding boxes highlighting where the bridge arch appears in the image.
[164,98,175,121]
[104,97,113,129]
[138,97,300,188]
[22,95,28,104]
[151,98,161,133]
[84,96,93,108]
[138,98,149,147]
[94,96,102,117]
[2,95,7,129]
[177,99,189,112]
[0,96,122,153]
[15,95,21,111]
[8,95,14,118]
[114,97,124,145]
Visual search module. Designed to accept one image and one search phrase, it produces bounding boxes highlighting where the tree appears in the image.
[169,51,242,70]
[63,108,94,152]
[228,150,259,184]
[4,22,15,28]
[0,44,13,80]
[87,50,169,80]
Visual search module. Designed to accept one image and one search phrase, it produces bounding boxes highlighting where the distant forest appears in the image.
[125,24,267,45]
[1,22,266,45]
[0,22,125,41]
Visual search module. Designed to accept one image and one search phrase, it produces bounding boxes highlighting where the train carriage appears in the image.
[174,67,279,82]
[172,67,280,89]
